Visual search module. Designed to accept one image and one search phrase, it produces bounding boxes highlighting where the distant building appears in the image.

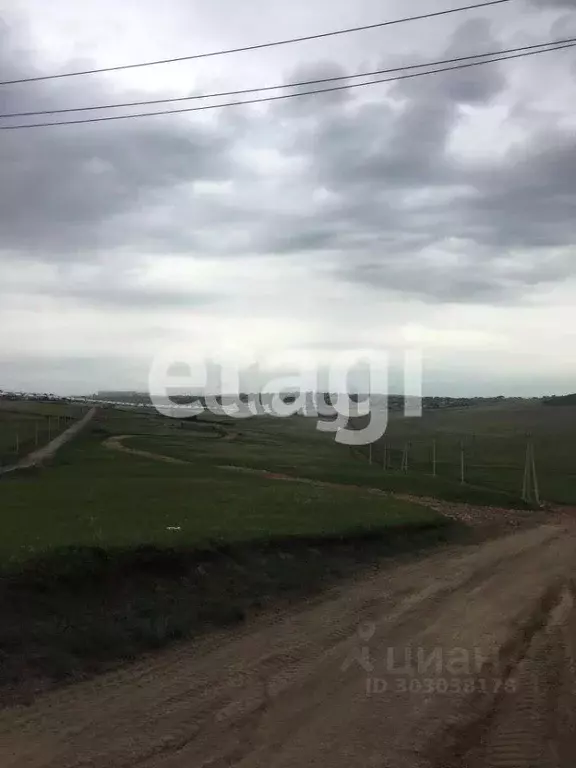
[96,390,141,400]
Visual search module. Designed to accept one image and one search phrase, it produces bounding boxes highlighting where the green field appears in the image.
[354,401,576,505]
[0,403,461,698]
[0,436,443,565]
[3,399,567,570]
[118,411,531,509]
[0,397,570,702]
[0,400,89,466]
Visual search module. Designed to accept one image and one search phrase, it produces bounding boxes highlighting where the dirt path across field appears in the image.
[104,434,190,465]
[0,407,98,476]
[102,434,553,529]
[1,523,576,767]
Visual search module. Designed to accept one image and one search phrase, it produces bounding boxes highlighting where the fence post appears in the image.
[382,443,387,471]
[369,443,373,465]
[401,442,409,472]
[522,436,540,505]
[460,441,465,484]
[530,441,540,506]
[47,417,52,441]
[522,441,529,502]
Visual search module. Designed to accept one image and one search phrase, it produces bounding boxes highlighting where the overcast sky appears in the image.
[1,0,575,396]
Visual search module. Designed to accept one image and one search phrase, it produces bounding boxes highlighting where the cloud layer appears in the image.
[1,0,576,393]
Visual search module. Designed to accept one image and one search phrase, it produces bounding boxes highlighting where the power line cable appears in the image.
[2,40,573,131]
[0,0,512,86]
[2,36,573,119]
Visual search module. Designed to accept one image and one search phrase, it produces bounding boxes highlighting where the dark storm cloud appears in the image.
[1,6,575,307]
[339,246,574,304]
[255,16,576,302]
[273,19,505,192]
[454,131,576,249]
[0,18,235,257]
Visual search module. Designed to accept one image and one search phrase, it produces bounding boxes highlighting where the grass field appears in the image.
[353,401,576,505]
[120,411,531,508]
[3,399,566,569]
[0,436,444,565]
[0,396,571,702]
[0,404,460,700]
[0,400,89,466]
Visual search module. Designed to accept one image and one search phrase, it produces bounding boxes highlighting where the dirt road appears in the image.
[0,407,98,476]
[2,523,575,767]
[104,434,189,465]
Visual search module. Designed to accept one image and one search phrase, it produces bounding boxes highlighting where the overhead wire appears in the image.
[0,0,513,86]
[1,36,574,120]
[1,40,574,130]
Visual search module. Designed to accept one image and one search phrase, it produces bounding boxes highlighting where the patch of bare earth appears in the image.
[2,524,576,767]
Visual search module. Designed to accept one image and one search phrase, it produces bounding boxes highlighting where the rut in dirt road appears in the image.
[1,523,575,767]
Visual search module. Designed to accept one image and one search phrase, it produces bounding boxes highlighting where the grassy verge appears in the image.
[0,523,462,706]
